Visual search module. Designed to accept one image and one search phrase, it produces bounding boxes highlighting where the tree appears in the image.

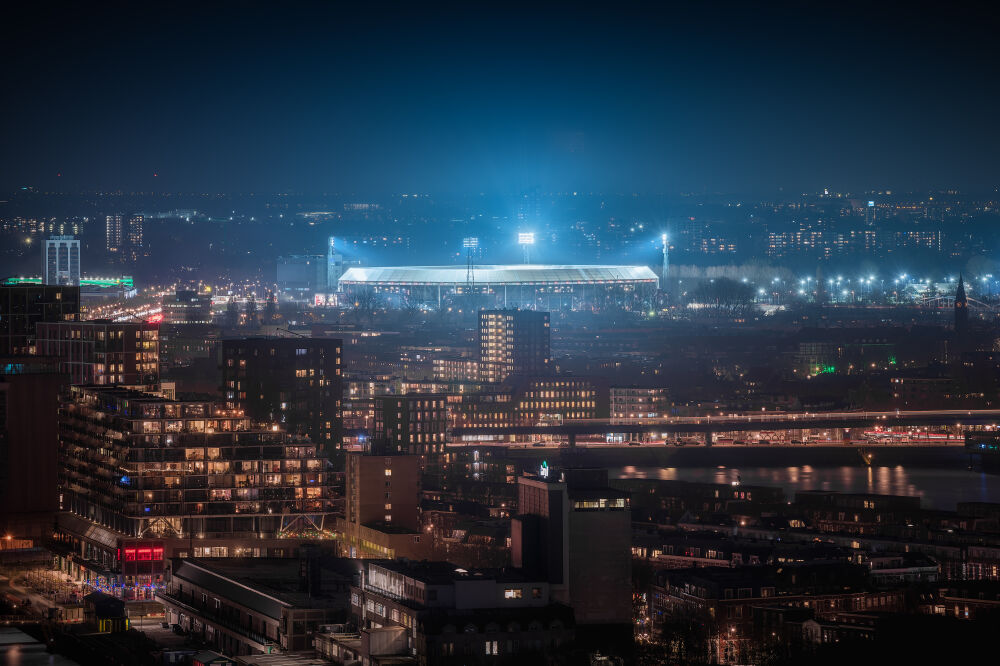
[263,291,278,323]
[351,287,377,325]
[225,297,240,328]
[690,278,755,317]
[244,294,258,329]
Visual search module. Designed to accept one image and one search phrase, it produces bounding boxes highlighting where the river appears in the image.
[610,463,1000,510]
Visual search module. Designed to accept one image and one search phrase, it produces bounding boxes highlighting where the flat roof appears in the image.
[339,264,658,286]
[170,558,359,617]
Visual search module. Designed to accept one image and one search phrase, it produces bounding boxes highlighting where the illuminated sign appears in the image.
[540,460,549,478]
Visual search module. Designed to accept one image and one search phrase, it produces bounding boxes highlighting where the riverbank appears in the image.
[506,444,973,470]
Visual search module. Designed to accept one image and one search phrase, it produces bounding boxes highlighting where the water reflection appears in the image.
[611,464,1000,509]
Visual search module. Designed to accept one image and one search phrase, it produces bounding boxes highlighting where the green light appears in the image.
[2,276,134,289]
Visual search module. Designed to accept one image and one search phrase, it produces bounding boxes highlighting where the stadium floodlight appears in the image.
[463,237,479,248]
[518,232,535,264]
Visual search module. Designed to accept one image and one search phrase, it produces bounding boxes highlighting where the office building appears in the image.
[0,284,80,355]
[348,559,574,665]
[162,288,213,324]
[511,468,632,625]
[478,309,550,383]
[221,337,343,452]
[43,235,81,286]
[454,376,608,429]
[338,452,428,561]
[160,556,356,656]
[54,385,334,598]
[0,357,66,538]
[276,255,327,297]
[35,320,159,386]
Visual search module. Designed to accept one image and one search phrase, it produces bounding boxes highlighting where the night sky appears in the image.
[2,1,997,195]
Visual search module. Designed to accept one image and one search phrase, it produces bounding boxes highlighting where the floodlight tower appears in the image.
[518,232,535,264]
[661,233,669,289]
[463,237,478,289]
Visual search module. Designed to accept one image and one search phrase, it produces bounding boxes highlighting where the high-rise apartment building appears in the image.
[478,309,550,383]
[106,214,143,260]
[511,467,632,625]
[221,338,343,452]
[373,394,448,455]
[127,213,143,260]
[0,284,80,356]
[106,214,123,253]
[43,235,81,286]
[55,385,334,597]
[35,320,159,386]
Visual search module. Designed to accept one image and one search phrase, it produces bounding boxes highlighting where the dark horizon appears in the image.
[3,1,999,196]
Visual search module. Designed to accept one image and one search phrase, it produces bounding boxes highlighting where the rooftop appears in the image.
[169,557,359,617]
[368,559,533,585]
[339,264,659,286]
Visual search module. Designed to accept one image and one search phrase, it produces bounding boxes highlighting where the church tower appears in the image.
[955,275,969,335]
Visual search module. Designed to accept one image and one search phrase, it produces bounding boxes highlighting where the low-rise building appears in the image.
[351,560,573,665]
[159,556,357,657]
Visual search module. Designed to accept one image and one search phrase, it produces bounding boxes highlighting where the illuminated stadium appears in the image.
[338,264,659,310]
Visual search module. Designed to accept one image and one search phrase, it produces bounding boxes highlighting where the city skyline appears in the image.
[4,3,1000,664]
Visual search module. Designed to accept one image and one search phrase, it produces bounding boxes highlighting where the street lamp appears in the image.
[518,232,535,264]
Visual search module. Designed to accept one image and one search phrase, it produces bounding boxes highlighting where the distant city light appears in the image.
[517,232,535,245]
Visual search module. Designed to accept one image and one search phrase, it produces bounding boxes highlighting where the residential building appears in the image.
[478,310,550,384]
[160,555,356,657]
[373,394,447,455]
[54,385,334,599]
[511,468,632,625]
[222,338,343,453]
[338,452,428,561]
[106,214,143,260]
[0,357,66,538]
[35,320,159,386]
[0,284,79,355]
[350,559,574,665]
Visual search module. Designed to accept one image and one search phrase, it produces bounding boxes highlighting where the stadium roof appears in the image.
[339,264,659,286]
